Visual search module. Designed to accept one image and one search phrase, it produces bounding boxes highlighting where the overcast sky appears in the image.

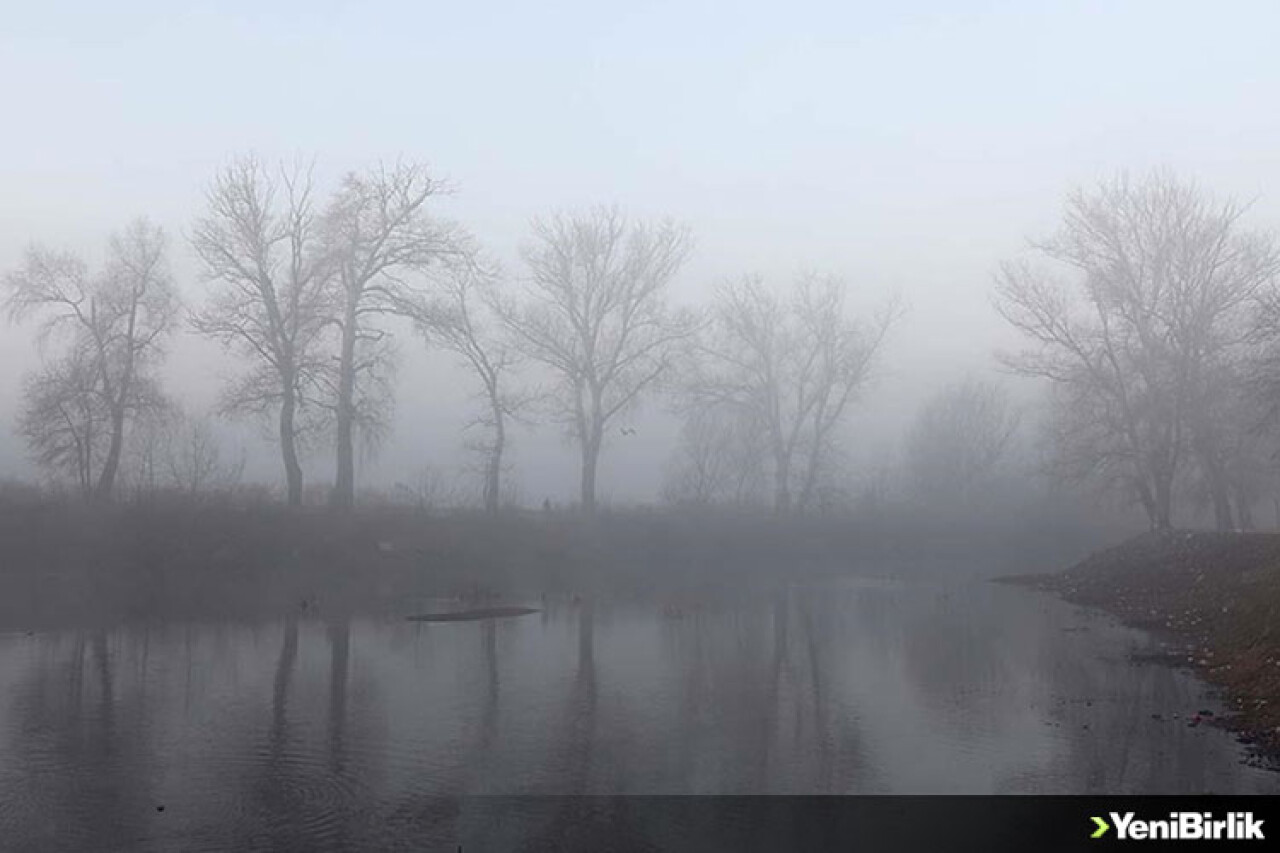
[4,0,1280,503]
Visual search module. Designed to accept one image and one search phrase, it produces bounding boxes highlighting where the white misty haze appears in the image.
[4,0,1280,503]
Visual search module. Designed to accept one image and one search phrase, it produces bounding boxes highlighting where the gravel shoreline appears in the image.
[1001,531,1280,765]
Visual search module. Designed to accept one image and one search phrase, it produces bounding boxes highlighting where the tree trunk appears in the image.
[1134,476,1158,531]
[484,454,501,515]
[580,436,599,515]
[332,299,358,510]
[1211,487,1235,532]
[93,406,126,503]
[1234,486,1254,531]
[1152,471,1174,531]
[773,451,792,515]
[1207,467,1235,531]
[95,295,141,504]
[484,411,505,516]
[279,382,304,507]
[1192,448,1233,527]
[78,424,93,500]
[796,442,825,515]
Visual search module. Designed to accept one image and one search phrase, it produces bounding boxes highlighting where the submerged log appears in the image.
[405,606,539,623]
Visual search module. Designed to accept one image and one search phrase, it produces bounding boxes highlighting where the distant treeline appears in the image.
[5,164,1280,531]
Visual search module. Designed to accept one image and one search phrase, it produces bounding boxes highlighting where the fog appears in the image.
[9,5,1280,838]
[6,1,1280,507]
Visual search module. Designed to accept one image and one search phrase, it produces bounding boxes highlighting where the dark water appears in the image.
[0,578,1275,850]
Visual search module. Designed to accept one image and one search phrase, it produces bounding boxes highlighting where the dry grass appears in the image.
[0,497,1119,630]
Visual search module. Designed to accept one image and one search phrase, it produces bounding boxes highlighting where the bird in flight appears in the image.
[620,427,636,436]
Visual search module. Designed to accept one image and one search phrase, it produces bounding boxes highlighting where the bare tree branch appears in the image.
[499,205,695,513]
[994,170,1280,530]
[5,219,177,500]
[189,154,334,505]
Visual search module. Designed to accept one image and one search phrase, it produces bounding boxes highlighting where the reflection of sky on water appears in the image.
[0,579,1275,847]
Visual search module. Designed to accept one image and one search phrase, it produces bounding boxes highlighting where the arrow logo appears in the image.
[1091,816,1110,839]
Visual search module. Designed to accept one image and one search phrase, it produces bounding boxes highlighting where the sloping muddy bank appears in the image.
[1002,531,1280,762]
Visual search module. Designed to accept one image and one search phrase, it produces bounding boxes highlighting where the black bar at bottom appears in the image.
[377,796,1278,851]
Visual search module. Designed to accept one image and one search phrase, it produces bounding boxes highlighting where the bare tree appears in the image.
[403,256,531,515]
[17,353,109,497]
[904,377,1021,506]
[115,405,242,501]
[190,156,333,507]
[165,412,246,498]
[1242,291,1280,528]
[995,171,1280,530]
[500,206,696,514]
[319,162,459,509]
[1181,354,1259,529]
[5,219,177,501]
[688,272,899,514]
[391,465,455,512]
[120,397,178,499]
[661,401,768,507]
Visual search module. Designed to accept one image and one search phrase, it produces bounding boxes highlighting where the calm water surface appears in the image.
[0,577,1275,849]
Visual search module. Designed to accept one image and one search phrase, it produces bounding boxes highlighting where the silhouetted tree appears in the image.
[688,272,898,513]
[190,156,333,506]
[404,255,531,514]
[662,402,768,507]
[905,377,1020,506]
[501,206,695,514]
[16,353,110,497]
[164,411,246,497]
[5,219,177,500]
[996,171,1280,530]
[118,397,177,499]
[319,162,459,509]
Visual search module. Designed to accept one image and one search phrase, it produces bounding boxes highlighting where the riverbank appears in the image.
[1004,531,1280,760]
[0,497,1118,630]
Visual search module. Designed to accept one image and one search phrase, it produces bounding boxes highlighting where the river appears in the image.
[0,576,1275,849]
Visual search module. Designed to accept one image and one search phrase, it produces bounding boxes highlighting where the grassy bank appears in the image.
[1005,531,1280,758]
[0,497,1120,629]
